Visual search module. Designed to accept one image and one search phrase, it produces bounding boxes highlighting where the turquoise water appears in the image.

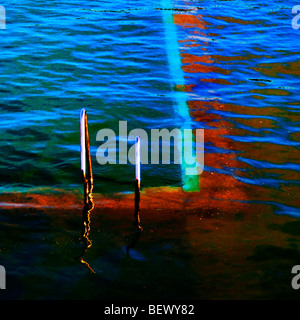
[0,0,299,209]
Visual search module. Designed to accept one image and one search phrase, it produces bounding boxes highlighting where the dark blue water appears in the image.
[0,0,299,215]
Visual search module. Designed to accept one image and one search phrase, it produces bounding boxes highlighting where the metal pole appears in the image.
[78,109,95,273]
[134,136,142,231]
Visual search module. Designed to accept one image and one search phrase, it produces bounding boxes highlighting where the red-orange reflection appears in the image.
[171,10,299,211]
[172,11,250,207]
[173,14,207,29]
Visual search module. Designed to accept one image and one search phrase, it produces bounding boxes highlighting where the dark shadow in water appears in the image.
[126,179,143,257]
[247,244,300,262]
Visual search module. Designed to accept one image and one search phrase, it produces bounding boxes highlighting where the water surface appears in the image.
[0,0,300,300]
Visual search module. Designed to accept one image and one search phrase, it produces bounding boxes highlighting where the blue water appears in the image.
[0,0,299,215]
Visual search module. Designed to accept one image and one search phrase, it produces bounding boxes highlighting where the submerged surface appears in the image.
[1,190,300,300]
[0,0,299,299]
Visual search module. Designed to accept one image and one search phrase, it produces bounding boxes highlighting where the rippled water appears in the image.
[173,0,300,217]
[1,0,183,194]
[3,1,300,215]
[1,0,299,213]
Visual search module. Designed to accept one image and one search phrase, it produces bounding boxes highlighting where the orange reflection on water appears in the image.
[173,14,207,29]
[189,94,300,207]
[181,52,213,64]
[252,60,300,78]
[200,78,233,85]
[205,15,260,25]
[172,11,250,205]
[171,9,299,211]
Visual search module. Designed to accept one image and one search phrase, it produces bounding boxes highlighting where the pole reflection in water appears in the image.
[126,178,143,257]
[78,179,95,273]
[77,109,95,273]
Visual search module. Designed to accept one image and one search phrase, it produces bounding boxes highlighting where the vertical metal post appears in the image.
[79,109,95,273]
[126,136,143,257]
[135,136,141,226]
